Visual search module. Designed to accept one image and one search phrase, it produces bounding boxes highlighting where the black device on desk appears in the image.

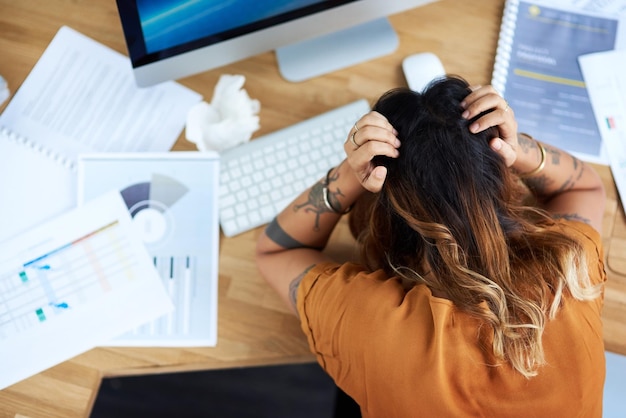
[91,362,361,418]
[115,0,434,86]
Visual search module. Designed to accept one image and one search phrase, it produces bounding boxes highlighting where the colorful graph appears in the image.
[0,220,138,340]
[120,173,188,246]
[78,153,219,346]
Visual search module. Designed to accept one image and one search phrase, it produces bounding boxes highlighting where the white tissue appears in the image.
[186,74,260,152]
[0,76,9,106]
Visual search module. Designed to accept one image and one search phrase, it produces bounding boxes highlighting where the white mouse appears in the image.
[402,52,446,92]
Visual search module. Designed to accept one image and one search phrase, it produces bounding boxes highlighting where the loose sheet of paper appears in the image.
[0,26,202,167]
[0,26,201,243]
[0,191,173,390]
[78,152,221,347]
[579,49,626,212]
[550,0,626,15]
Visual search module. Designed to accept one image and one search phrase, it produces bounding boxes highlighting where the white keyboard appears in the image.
[219,99,371,237]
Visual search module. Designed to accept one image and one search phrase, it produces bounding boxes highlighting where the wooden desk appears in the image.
[0,1,624,417]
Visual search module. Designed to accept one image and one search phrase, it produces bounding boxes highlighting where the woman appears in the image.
[256,76,607,417]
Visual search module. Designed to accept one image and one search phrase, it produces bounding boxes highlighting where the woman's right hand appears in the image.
[460,85,519,167]
[343,111,400,193]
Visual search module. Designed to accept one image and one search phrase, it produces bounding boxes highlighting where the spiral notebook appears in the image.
[491,0,626,164]
[0,26,201,242]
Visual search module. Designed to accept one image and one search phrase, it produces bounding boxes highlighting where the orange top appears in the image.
[298,221,607,418]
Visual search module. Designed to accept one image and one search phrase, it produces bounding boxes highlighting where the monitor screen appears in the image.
[116,0,435,87]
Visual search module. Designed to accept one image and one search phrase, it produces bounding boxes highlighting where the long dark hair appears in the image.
[358,76,599,377]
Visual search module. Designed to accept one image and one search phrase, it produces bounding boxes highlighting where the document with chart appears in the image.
[579,49,626,213]
[0,191,173,390]
[0,26,201,243]
[491,0,626,163]
[78,152,220,346]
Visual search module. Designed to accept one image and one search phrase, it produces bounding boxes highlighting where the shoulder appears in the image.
[296,262,407,315]
[552,219,607,285]
[297,262,396,298]
[552,218,603,252]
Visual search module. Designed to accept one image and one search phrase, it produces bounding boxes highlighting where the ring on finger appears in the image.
[503,101,510,112]
[350,130,360,148]
[354,122,359,132]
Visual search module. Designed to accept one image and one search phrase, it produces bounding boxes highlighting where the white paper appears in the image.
[0,127,77,242]
[0,75,8,106]
[0,191,173,390]
[0,26,202,243]
[78,152,221,346]
[550,0,626,15]
[0,26,202,166]
[579,49,626,213]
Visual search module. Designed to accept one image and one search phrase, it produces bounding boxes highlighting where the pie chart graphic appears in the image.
[120,173,189,245]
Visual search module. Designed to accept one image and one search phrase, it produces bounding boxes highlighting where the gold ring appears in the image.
[350,131,359,148]
[354,122,359,132]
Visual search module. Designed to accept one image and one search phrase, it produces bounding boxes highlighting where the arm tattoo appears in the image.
[552,213,591,224]
[266,218,311,249]
[524,175,549,196]
[289,264,315,313]
[524,147,585,198]
[265,218,301,248]
[518,134,534,152]
[294,170,346,231]
[548,146,561,165]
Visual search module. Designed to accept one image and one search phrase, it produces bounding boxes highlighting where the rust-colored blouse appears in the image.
[297,221,607,417]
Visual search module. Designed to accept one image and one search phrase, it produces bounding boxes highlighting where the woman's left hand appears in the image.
[343,111,400,192]
[460,85,518,167]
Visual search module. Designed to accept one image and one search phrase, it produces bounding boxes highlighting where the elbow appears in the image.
[255,230,271,282]
[588,164,607,210]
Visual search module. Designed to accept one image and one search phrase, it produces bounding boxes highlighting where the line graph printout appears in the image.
[0,191,173,390]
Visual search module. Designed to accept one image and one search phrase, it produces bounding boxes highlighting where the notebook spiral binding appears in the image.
[491,0,520,96]
[0,125,75,170]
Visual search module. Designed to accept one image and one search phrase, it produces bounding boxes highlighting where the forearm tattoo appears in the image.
[265,218,323,250]
[552,213,591,224]
[518,134,534,153]
[551,155,584,195]
[289,264,315,313]
[523,146,584,199]
[294,170,346,231]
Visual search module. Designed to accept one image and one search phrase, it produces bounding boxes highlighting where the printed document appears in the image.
[492,0,626,163]
[579,49,626,212]
[79,152,221,346]
[0,26,201,242]
[0,191,173,390]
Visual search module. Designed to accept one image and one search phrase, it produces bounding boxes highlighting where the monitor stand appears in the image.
[276,18,399,82]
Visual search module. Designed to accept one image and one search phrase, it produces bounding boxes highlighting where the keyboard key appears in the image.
[219,99,370,237]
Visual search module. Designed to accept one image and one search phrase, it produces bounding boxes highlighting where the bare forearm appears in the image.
[256,110,400,313]
[257,160,365,253]
[513,133,603,200]
[513,133,605,228]
[255,161,366,313]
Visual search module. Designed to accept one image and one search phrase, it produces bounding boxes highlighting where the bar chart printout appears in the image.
[0,191,173,390]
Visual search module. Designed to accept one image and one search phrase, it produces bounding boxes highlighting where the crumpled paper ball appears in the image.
[186,74,260,152]
[0,75,9,106]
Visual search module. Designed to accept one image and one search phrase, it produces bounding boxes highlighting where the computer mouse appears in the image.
[402,52,446,92]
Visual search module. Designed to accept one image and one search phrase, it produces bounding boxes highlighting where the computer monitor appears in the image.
[116,0,435,87]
